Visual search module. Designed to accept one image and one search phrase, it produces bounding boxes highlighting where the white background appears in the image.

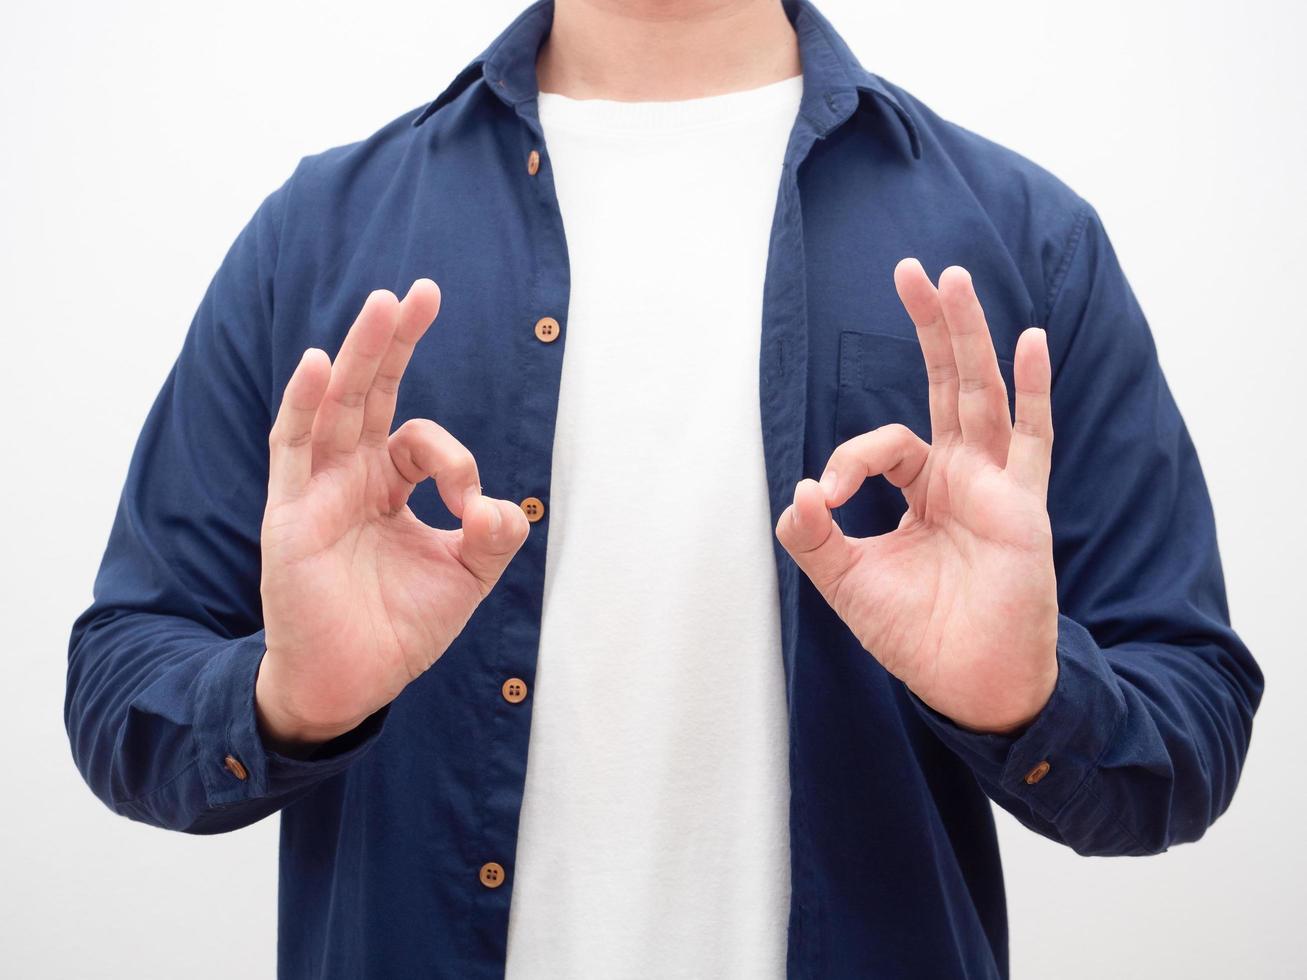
[2,1,1304,976]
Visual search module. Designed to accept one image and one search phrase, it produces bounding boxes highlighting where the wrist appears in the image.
[954,657,1059,737]
[254,650,356,755]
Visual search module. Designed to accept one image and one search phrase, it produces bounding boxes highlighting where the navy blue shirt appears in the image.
[66,1,1263,976]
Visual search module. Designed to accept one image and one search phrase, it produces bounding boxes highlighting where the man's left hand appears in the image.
[776,259,1059,736]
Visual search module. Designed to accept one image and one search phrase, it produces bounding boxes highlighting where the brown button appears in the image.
[479,861,506,889]
[527,149,541,176]
[534,316,560,343]
[223,755,248,781]
[502,677,528,704]
[520,496,545,522]
[1024,760,1051,785]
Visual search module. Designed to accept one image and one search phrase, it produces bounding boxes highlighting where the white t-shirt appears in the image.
[505,75,803,979]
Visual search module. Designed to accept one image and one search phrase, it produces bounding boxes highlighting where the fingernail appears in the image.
[486,500,502,534]
[819,470,837,497]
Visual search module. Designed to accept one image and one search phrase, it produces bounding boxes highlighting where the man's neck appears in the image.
[536,0,801,101]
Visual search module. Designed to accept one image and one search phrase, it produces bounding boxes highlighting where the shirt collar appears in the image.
[412,0,920,161]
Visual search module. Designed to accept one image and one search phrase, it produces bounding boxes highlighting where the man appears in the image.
[65,0,1263,976]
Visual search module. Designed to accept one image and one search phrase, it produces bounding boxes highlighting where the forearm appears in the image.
[66,610,384,834]
[909,614,1261,856]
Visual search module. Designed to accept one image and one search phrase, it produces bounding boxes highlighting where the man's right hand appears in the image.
[255,280,530,751]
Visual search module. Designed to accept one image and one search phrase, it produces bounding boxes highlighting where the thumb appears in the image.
[775,478,855,603]
[457,491,531,593]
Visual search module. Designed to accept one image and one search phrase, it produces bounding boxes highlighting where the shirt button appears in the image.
[479,861,506,889]
[520,496,545,523]
[534,316,560,343]
[1024,760,1051,785]
[527,149,541,176]
[502,677,528,703]
[223,755,248,781]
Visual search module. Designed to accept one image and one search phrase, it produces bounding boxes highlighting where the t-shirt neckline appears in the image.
[536,74,803,135]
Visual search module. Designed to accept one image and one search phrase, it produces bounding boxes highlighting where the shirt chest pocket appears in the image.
[834,329,1015,446]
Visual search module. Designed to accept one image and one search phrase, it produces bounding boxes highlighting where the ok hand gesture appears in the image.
[777,260,1059,735]
[257,281,530,750]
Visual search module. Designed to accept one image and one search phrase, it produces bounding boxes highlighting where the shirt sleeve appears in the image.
[908,203,1264,856]
[65,175,386,835]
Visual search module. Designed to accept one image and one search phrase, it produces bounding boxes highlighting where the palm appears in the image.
[836,440,1056,729]
[263,453,484,714]
[778,261,1059,735]
[257,283,529,747]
